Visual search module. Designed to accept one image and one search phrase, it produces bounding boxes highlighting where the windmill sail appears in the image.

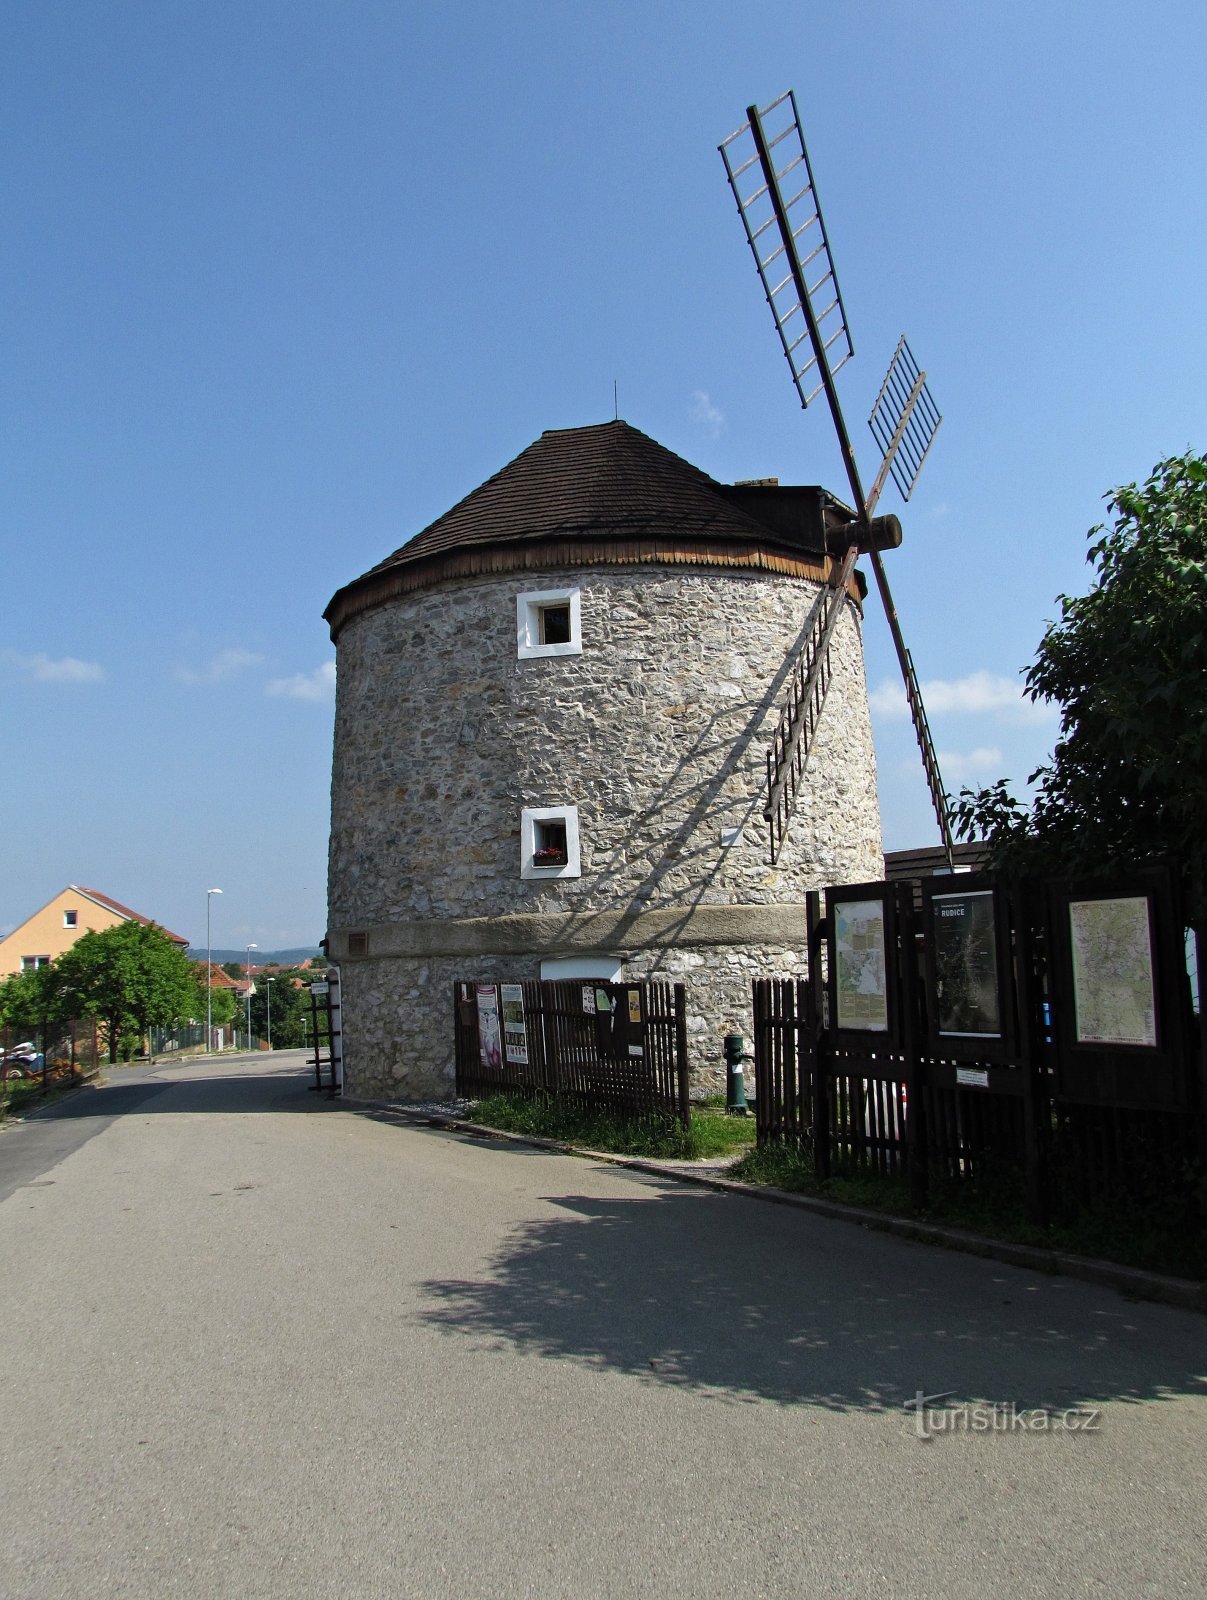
[721,95,954,866]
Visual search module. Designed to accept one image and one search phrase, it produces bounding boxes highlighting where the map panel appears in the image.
[1068,896,1157,1048]
[834,898,888,1032]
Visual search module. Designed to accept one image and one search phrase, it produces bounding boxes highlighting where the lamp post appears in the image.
[206,889,222,1052]
[265,976,275,1050]
[245,944,258,1047]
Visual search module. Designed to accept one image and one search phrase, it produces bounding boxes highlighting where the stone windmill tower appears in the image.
[323,419,886,1101]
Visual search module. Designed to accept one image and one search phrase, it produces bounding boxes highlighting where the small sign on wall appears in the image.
[956,1067,990,1089]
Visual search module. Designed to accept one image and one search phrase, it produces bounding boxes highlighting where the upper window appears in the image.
[64,909,78,928]
[517,587,582,659]
[22,956,50,971]
[520,805,581,880]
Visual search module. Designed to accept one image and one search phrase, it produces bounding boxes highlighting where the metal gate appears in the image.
[306,968,342,1097]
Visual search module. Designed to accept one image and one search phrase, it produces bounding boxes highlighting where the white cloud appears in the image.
[176,647,265,685]
[934,746,1005,785]
[870,670,1054,724]
[266,661,336,704]
[690,389,725,437]
[4,650,105,683]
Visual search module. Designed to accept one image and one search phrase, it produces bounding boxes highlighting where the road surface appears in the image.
[1,1053,1204,1598]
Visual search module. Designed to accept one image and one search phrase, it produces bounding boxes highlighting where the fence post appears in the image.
[898,882,929,1210]
[807,891,830,1181]
[1184,915,1203,1139]
[752,980,769,1142]
[1012,880,1049,1223]
[674,984,690,1130]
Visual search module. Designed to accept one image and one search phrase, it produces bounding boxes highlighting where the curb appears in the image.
[361,1100,1207,1316]
[0,1071,104,1126]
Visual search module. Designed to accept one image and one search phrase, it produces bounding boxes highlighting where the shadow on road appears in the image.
[22,1068,325,1120]
[419,1181,1207,1415]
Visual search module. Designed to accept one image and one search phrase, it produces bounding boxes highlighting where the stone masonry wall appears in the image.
[328,563,882,1099]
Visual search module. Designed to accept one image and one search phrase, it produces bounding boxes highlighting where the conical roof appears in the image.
[325,420,850,637]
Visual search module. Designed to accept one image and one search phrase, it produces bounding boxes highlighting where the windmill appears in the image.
[719,91,953,868]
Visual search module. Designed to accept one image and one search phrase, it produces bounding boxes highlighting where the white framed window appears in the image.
[520,805,581,880]
[517,587,582,659]
[22,956,50,971]
[64,909,78,928]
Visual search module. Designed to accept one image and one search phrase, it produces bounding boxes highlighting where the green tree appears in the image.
[249,969,313,1048]
[58,922,200,1063]
[956,451,1207,912]
[0,964,69,1050]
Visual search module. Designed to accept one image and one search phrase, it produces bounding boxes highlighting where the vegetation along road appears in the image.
[1,1054,1204,1598]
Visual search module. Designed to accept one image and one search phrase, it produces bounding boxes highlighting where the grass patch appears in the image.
[0,1068,87,1121]
[728,1141,1207,1281]
[469,1092,757,1161]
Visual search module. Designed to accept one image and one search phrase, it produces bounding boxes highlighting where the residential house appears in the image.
[0,887,189,978]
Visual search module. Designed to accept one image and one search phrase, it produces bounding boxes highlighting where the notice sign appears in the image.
[475,984,503,1073]
[834,899,889,1033]
[500,984,529,1065]
[932,890,1002,1037]
[1069,896,1158,1048]
[626,987,644,1057]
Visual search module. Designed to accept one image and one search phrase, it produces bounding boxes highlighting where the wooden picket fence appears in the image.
[454,978,690,1128]
[753,865,1205,1217]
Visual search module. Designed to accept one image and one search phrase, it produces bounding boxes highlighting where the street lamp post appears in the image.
[266,976,275,1050]
[206,889,223,1052]
[245,944,258,1047]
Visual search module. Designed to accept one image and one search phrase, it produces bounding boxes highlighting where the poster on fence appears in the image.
[932,890,1001,1037]
[500,984,529,1065]
[625,987,645,1057]
[475,984,504,1073]
[833,898,889,1032]
[1068,896,1157,1048]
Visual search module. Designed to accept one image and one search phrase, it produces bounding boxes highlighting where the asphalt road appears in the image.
[1,1054,1204,1599]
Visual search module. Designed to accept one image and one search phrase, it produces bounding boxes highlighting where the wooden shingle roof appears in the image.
[325,421,858,638]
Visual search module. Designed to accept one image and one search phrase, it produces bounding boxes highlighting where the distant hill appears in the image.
[188,947,326,966]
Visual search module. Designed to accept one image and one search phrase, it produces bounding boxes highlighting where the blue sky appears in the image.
[4,1,1204,950]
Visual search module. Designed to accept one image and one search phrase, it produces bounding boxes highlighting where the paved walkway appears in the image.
[2,1055,1205,1598]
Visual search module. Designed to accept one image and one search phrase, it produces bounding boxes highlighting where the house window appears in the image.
[520,805,581,880]
[533,818,568,867]
[539,604,571,646]
[64,910,78,928]
[517,588,582,659]
[22,956,50,971]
